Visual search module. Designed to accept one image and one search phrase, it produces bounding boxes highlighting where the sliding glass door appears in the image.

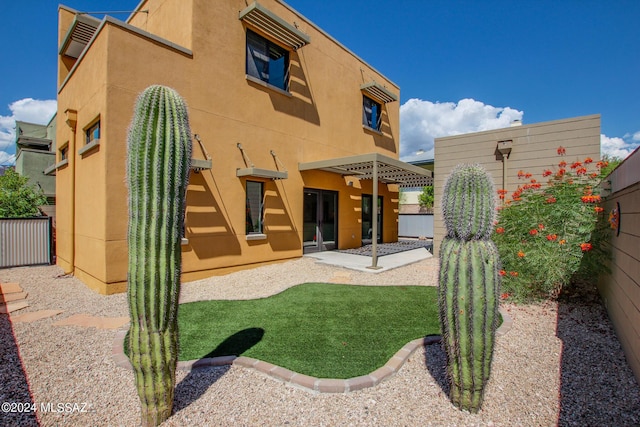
[303,189,338,253]
[361,194,382,244]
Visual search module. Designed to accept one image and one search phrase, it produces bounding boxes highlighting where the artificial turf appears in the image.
[128,283,441,379]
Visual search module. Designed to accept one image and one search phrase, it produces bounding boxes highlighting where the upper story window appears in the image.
[86,120,100,145]
[60,145,68,161]
[246,30,289,92]
[363,95,382,131]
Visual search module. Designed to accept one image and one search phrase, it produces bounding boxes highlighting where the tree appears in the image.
[600,154,622,176]
[0,169,46,218]
[418,185,434,209]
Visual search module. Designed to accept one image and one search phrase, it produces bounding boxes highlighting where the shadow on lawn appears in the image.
[173,327,264,413]
[0,293,39,426]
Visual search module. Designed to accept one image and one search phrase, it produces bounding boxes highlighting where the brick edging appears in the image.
[112,307,512,393]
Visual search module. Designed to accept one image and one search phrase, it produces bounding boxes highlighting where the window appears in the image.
[60,145,68,161]
[246,181,264,234]
[362,95,382,131]
[86,120,100,144]
[246,30,289,91]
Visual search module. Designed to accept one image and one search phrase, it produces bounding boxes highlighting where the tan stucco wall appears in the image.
[433,114,601,255]
[127,0,193,50]
[56,0,400,293]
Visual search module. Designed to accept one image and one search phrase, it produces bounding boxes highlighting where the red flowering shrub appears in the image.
[492,147,609,302]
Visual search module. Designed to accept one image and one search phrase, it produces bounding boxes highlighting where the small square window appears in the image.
[86,120,100,145]
[362,96,382,131]
[246,180,264,234]
[246,30,289,91]
[60,145,68,161]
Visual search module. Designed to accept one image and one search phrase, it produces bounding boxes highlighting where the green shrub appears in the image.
[493,147,609,302]
[0,169,47,218]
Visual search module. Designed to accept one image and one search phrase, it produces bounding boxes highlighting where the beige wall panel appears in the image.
[610,249,640,303]
[433,115,601,254]
[599,291,640,381]
[596,151,640,384]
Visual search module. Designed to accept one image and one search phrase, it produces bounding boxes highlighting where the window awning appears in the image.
[236,167,288,180]
[239,1,310,50]
[361,82,398,104]
[60,14,101,58]
[299,153,432,188]
[236,144,288,180]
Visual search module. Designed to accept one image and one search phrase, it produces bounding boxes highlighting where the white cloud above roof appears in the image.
[601,134,639,160]
[399,98,523,162]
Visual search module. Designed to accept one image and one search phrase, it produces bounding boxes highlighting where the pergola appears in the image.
[299,153,433,268]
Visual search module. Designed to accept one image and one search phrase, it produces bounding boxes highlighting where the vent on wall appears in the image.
[60,14,101,59]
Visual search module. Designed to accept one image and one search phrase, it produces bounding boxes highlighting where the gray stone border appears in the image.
[113,308,512,394]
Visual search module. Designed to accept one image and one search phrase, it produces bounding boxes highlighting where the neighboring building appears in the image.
[14,117,57,218]
[399,159,434,238]
[55,0,432,294]
[433,114,601,255]
[399,158,434,213]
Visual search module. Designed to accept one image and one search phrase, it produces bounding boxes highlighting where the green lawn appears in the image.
[130,283,441,379]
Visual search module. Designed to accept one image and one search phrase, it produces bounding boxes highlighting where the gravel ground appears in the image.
[1,256,640,426]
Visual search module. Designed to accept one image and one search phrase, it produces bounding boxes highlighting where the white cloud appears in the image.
[399,98,523,162]
[0,151,16,166]
[0,98,57,164]
[601,134,640,160]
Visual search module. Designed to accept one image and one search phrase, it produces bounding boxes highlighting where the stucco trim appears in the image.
[77,139,100,156]
[58,15,193,94]
[246,75,293,97]
[246,233,267,241]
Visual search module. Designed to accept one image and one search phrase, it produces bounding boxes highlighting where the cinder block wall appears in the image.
[598,147,640,384]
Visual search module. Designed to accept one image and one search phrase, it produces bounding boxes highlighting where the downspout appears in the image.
[64,109,77,275]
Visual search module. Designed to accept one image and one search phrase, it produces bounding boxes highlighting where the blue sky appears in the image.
[1,0,639,165]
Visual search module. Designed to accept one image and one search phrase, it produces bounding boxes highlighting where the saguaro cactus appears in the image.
[126,85,192,426]
[438,164,500,413]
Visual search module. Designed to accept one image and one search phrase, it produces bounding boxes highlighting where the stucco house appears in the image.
[54,0,432,294]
